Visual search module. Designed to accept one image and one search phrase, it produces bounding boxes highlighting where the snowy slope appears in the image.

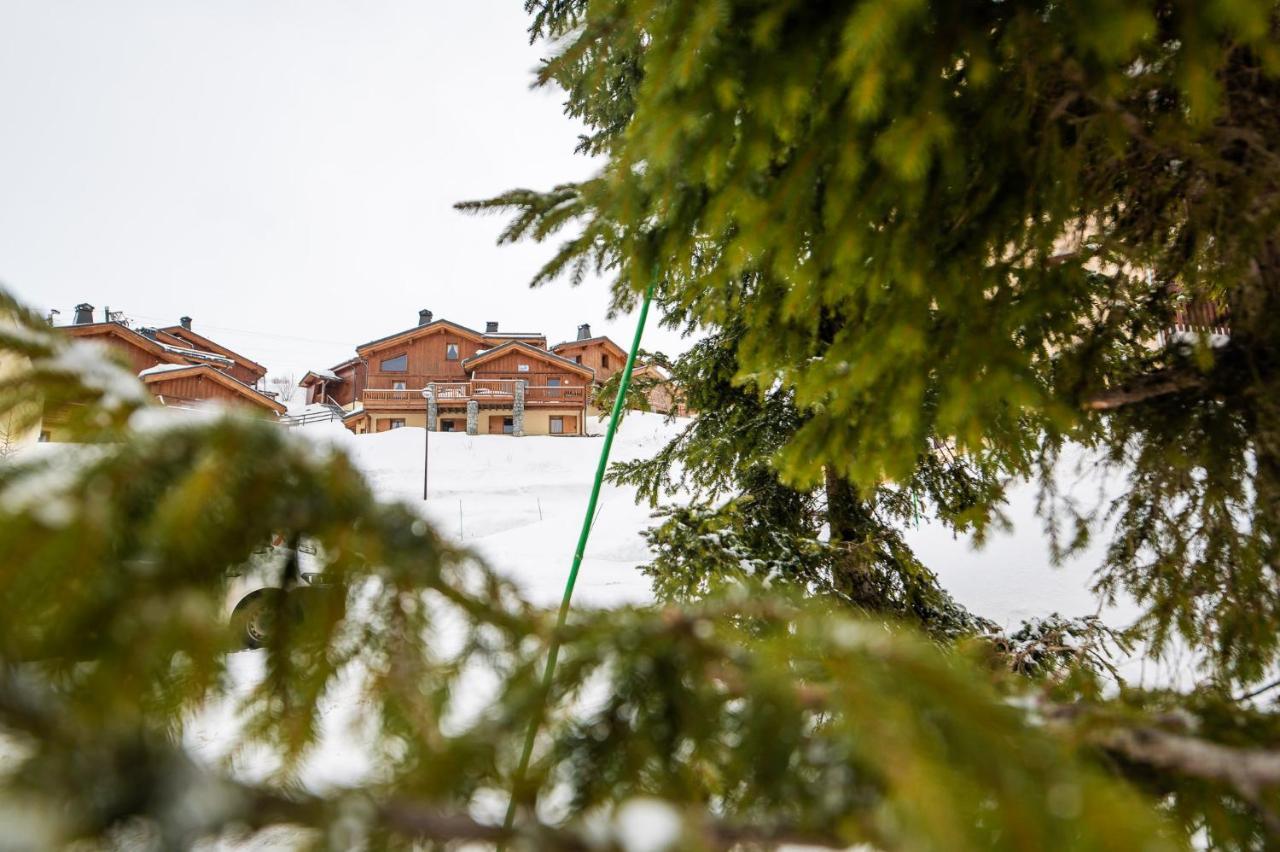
[303,415,1124,629]
[311,417,1182,687]
[303,413,679,608]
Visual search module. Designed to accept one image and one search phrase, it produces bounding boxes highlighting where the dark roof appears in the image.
[551,335,627,354]
[462,340,595,377]
[355,318,487,353]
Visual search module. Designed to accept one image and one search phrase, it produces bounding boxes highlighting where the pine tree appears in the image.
[462,0,1280,688]
[4,0,1280,844]
[454,1,1280,843]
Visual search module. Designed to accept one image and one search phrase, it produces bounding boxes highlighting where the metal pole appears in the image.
[421,387,432,501]
[499,277,656,843]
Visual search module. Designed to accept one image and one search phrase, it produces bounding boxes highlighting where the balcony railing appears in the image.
[363,382,587,408]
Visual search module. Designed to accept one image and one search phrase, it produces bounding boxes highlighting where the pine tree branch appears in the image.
[1082,370,1207,411]
[1088,725,1280,835]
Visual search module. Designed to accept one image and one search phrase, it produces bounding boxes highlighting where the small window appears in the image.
[445,343,459,360]
[38,430,51,443]
[381,353,408,372]
[517,363,530,372]
[392,381,407,391]
[441,419,457,433]
[601,354,610,369]
[389,419,405,430]
[503,417,514,435]
[574,355,583,364]
[550,416,564,434]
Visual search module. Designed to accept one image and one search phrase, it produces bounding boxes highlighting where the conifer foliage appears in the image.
[1,291,1225,848]
[463,0,1280,686]
[4,0,1280,846]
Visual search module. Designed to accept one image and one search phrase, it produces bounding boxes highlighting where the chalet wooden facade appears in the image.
[550,324,628,384]
[42,305,283,439]
[303,311,604,436]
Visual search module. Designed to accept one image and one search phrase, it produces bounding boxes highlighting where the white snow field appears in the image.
[283,413,1139,629]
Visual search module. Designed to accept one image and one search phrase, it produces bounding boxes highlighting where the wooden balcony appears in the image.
[362,381,587,410]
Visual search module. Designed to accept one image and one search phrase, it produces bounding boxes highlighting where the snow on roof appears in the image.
[138,363,196,378]
[158,342,234,365]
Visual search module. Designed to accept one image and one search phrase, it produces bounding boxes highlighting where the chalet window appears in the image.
[550,416,564,434]
[574,355,583,364]
[445,343,459,360]
[503,417,514,434]
[392,381,407,391]
[381,353,408,372]
[601,354,610,369]
[441,419,457,432]
[547,377,561,398]
[38,430,51,443]
[517,363,530,372]
[389,419,405,430]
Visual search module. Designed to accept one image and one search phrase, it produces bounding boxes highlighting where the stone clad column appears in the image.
[426,383,438,431]
[466,399,479,436]
[513,380,526,437]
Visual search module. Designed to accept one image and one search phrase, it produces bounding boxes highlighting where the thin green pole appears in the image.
[499,278,656,842]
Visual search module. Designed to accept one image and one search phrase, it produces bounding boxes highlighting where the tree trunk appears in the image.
[824,466,883,608]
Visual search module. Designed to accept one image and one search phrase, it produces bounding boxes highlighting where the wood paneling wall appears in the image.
[363,331,485,389]
[146,374,261,409]
[553,341,618,382]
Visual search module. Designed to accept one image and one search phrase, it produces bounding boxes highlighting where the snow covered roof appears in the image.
[300,369,342,385]
[157,342,234,366]
[138,363,197,378]
[158,325,267,374]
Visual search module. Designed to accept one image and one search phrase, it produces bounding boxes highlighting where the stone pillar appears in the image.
[513,380,526,437]
[466,399,479,436]
[426,383,438,431]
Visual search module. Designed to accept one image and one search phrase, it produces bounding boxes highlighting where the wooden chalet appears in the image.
[550,324,628,383]
[45,304,283,437]
[304,310,599,436]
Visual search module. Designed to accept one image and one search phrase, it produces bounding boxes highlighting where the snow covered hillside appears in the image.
[301,413,679,608]
[304,414,1184,687]
[303,414,1125,631]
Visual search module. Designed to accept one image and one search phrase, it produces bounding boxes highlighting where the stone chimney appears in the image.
[179,316,192,330]
[576,323,592,341]
[486,321,499,333]
[73,303,95,325]
[419,309,433,326]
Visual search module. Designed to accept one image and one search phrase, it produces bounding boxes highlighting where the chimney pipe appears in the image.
[486,321,498,333]
[418,309,433,326]
[576,323,591,341]
[73,303,95,325]
[179,316,192,330]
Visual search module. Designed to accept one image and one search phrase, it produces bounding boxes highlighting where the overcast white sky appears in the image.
[0,0,690,379]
